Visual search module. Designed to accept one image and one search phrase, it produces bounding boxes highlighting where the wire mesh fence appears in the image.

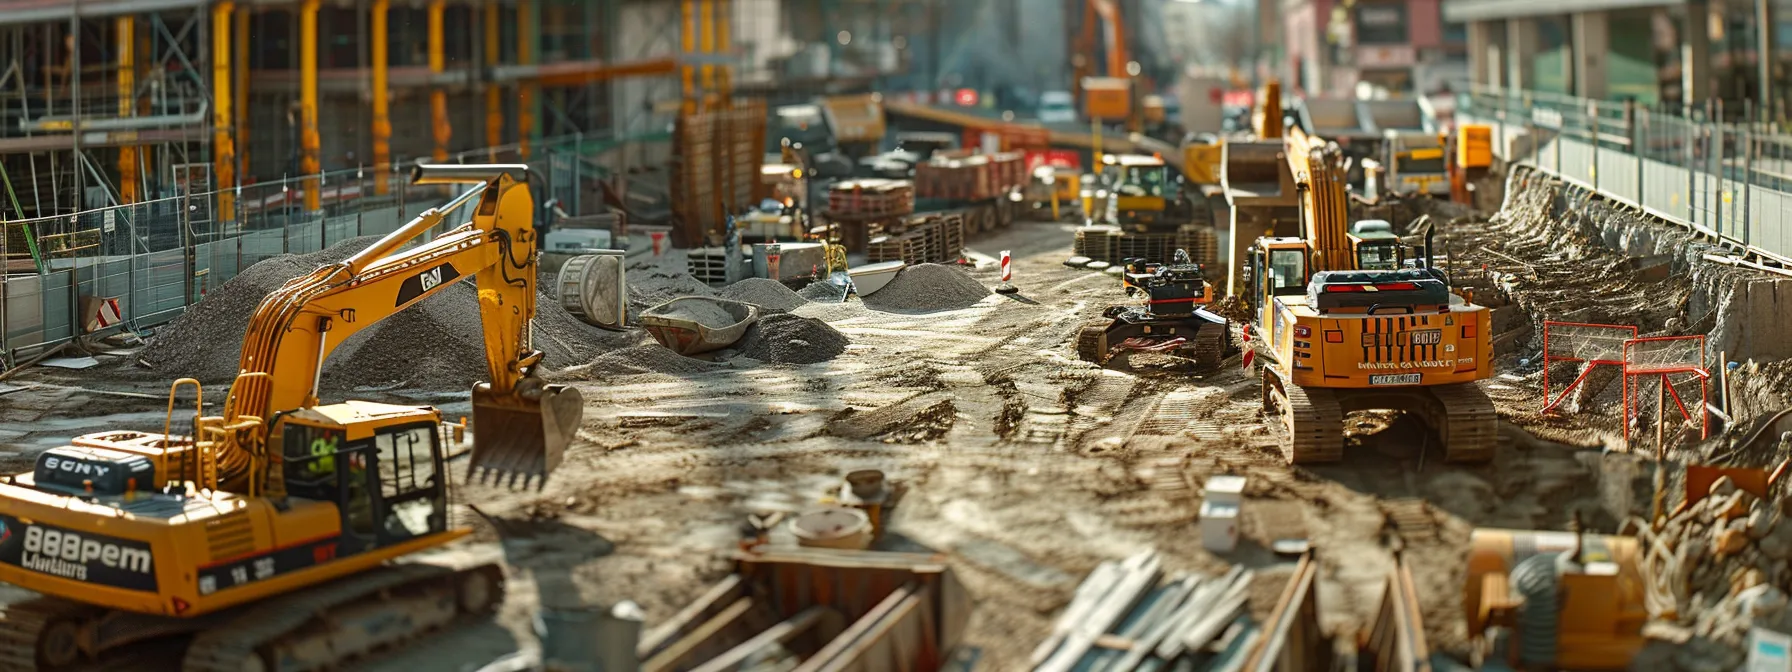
[0,132,632,366]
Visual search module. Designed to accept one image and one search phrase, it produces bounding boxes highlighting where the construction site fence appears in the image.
[0,132,668,366]
[1457,85,1792,268]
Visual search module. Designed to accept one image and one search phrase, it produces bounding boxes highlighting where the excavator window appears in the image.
[1356,241,1401,270]
[372,424,445,541]
[1267,248,1308,296]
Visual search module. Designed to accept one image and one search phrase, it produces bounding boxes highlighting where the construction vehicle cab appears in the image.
[1347,220,1403,270]
[1101,153,1177,228]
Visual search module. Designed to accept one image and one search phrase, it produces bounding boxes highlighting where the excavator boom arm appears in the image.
[217,164,577,492]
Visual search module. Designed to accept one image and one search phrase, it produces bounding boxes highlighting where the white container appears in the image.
[1204,475,1246,507]
[849,260,905,296]
[1200,500,1240,553]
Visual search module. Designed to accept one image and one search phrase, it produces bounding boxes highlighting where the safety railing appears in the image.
[1456,86,1792,268]
[0,130,663,366]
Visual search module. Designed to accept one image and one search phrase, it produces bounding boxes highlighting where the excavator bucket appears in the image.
[467,382,584,489]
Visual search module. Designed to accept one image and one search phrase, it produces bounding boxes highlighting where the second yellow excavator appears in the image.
[0,164,580,670]
[1239,126,1498,463]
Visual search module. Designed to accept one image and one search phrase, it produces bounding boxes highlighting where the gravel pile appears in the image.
[651,299,740,328]
[143,236,383,382]
[734,314,849,364]
[627,270,715,317]
[143,236,632,390]
[861,263,990,313]
[557,342,727,379]
[718,278,808,312]
[799,279,848,303]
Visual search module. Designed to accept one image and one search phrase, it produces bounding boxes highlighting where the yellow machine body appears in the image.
[0,402,463,619]
[1465,529,1648,670]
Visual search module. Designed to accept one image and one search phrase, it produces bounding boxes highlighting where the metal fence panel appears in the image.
[1641,159,1692,222]
[37,270,72,348]
[286,218,325,254]
[325,213,361,246]
[1558,138,1595,186]
[241,229,285,269]
[1597,151,1638,203]
[1751,188,1791,256]
[3,274,43,348]
[360,206,402,236]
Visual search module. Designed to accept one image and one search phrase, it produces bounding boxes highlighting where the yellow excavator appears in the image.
[0,164,581,670]
[1241,127,1498,463]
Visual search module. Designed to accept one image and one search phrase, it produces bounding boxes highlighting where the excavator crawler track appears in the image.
[1263,368,1344,463]
[180,562,502,672]
[1425,383,1499,463]
[1076,323,1109,364]
[1185,325,1226,372]
[0,595,88,671]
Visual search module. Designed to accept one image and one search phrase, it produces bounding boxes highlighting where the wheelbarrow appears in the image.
[639,296,762,355]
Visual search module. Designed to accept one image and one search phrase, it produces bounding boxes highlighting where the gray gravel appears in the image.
[798,279,848,303]
[718,278,808,312]
[142,236,634,390]
[557,342,728,379]
[734,314,849,364]
[860,263,990,313]
[651,299,741,328]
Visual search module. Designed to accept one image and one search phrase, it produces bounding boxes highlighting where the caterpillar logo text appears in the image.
[20,525,153,580]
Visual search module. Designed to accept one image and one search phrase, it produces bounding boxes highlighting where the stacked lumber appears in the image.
[670,101,768,247]
[866,215,966,266]
[1031,549,1261,672]
[827,179,915,219]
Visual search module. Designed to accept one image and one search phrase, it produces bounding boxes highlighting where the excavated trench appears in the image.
[1427,167,1792,462]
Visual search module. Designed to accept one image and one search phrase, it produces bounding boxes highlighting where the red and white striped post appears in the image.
[996,250,1018,294]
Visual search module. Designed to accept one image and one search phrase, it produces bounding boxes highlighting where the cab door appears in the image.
[367,423,449,546]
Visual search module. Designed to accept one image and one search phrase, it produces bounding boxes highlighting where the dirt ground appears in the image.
[0,210,1668,670]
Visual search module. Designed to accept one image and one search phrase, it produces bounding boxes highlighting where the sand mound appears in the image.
[734,314,849,364]
[718,278,808,312]
[860,263,990,313]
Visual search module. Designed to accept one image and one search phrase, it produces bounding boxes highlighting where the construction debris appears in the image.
[1633,466,1792,670]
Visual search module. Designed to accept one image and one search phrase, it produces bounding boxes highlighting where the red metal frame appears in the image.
[1622,334,1710,447]
[1541,321,1638,414]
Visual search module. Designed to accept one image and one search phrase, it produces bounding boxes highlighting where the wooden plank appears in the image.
[1036,551,1162,672]
[1029,560,1123,666]
[689,606,836,672]
[638,574,747,659]
[1108,575,1202,672]
[1153,567,1246,660]
[642,597,758,672]
[792,583,917,672]
[1177,592,1248,656]
[818,588,933,672]
[1244,553,1326,672]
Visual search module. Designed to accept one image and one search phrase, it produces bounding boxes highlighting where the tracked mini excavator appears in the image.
[1242,126,1498,463]
[0,164,581,670]
[1076,249,1228,370]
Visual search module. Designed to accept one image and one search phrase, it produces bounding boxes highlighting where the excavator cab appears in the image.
[1347,220,1403,271]
[274,403,450,555]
